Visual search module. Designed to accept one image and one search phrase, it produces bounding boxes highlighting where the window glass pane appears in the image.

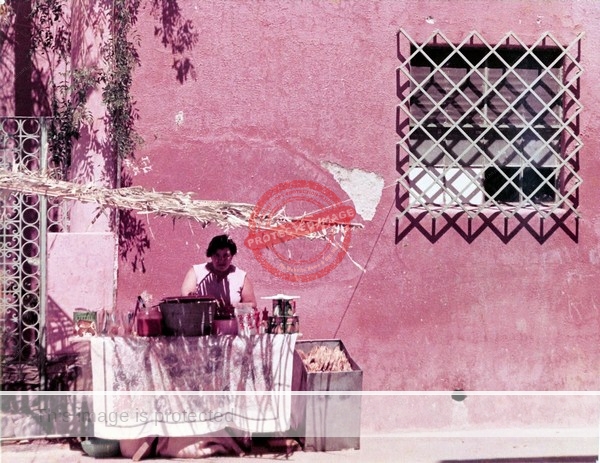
[521,129,559,167]
[409,127,446,166]
[410,46,485,127]
[488,68,562,126]
[522,167,556,202]
[408,167,446,205]
[484,167,520,202]
[411,67,472,126]
[529,68,562,126]
[486,49,562,126]
[444,128,485,166]
[486,136,521,167]
[445,167,485,205]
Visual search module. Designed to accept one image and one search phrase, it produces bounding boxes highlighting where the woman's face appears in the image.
[210,248,233,272]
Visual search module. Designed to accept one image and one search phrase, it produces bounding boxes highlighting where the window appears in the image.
[397,31,583,219]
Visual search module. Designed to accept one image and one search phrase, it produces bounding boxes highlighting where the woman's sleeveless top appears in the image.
[192,263,246,307]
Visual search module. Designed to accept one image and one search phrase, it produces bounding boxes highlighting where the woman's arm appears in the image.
[240,276,257,307]
[181,267,197,296]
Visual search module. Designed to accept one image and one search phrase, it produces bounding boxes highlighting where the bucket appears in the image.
[159,296,217,336]
[212,319,238,336]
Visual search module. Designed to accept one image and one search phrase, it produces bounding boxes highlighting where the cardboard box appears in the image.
[73,310,98,337]
[292,339,362,451]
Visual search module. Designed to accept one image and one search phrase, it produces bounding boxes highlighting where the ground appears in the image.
[1,430,598,463]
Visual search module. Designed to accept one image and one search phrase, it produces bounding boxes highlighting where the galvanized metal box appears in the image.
[292,339,362,451]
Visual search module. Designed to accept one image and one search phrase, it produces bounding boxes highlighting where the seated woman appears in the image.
[121,235,256,460]
[181,234,256,309]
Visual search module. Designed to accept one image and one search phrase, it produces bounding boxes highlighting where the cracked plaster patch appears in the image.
[322,161,384,221]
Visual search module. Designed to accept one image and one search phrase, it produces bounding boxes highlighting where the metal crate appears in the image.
[292,339,362,451]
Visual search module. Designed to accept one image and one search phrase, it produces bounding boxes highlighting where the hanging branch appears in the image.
[103,0,143,161]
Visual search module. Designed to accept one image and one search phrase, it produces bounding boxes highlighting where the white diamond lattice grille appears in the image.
[397,30,583,220]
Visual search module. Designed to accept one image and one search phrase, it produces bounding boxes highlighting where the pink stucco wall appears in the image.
[46,232,115,356]
[118,0,600,404]
[4,0,595,433]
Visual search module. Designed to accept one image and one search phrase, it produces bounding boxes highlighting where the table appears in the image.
[90,334,297,440]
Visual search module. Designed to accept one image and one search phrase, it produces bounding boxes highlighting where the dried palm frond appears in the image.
[0,168,363,235]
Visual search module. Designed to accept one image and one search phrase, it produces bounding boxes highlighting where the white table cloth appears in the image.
[90,334,297,439]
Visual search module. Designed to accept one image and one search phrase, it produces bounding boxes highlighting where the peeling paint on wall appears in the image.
[322,161,384,221]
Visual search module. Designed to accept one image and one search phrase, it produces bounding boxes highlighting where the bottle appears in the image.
[261,307,269,334]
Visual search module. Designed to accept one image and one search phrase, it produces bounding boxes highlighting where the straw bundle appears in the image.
[0,168,362,236]
[298,345,353,372]
[0,168,254,229]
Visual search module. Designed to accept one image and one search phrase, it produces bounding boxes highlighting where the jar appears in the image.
[136,306,162,336]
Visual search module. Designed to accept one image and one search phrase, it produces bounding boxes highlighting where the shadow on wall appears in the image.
[151,0,200,83]
[118,172,151,273]
[0,3,15,114]
[394,158,580,245]
[12,1,37,117]
[44,296,92,391]
[45,295,77,356]
[118,0,200,271]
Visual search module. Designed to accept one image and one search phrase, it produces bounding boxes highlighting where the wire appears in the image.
[333,191,396,338]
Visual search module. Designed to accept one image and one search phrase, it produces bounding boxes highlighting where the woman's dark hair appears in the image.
[206,234,237,257]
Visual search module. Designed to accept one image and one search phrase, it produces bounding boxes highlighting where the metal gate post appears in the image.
[38,117,48,390]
